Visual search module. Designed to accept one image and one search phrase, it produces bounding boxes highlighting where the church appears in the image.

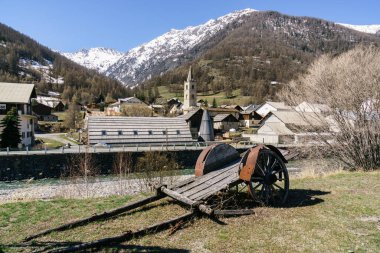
[182,66,197,113]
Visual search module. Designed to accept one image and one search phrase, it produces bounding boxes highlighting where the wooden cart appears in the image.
[24,143,290,253]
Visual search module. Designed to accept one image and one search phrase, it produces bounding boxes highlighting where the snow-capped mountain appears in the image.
[105,9,257,86]
[338,23,380,34]
[62,47,123,73]
[60,9,380,88]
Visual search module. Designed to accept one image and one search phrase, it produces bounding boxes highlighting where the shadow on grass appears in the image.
[206,188,330,211]
[284,189,330,208]
[1,241,190,253]
[98,244,190,253]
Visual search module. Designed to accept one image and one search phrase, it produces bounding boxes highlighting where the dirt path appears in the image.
[35,133,77,145]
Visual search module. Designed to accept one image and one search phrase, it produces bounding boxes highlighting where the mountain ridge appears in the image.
[62,9,380,89]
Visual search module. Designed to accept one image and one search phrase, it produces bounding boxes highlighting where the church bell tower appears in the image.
[183,66,197,112]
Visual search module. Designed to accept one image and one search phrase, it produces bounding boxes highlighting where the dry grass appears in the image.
[1,171,379,253]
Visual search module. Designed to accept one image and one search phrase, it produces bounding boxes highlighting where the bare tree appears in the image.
[279,46,380,170]
[63,151,99,198]
[136,152,180,191]
[120,104,153,117]
[112,153,133,195]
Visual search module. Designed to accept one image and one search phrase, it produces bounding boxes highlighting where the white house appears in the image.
[295,101,330,114]
[0,82,37,147]
[243,110,325,145]
[255,101,291,117]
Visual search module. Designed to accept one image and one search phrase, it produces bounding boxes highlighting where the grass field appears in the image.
[158,86,253,106]
[0,171,379,252]
[35,137,64,149]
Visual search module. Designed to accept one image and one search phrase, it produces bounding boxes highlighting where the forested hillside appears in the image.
[0,23,131,104]
[142,11,380,104]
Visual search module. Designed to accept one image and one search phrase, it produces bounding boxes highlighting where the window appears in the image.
[176,130,180,135]
[101,130,107,136]
[22,132,25,138]
[191,94,195,99]
[118,130,123,135]
[186,85,188,90]
[162,130,167,135]
[148,130,153,135]
[29,119,33,124]
[191,85,194,89]
[133,130,138,135]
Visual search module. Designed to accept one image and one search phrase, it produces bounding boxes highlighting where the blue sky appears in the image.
[1,0,379,52]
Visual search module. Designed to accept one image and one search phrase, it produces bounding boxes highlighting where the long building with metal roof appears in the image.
[87,116,194,146]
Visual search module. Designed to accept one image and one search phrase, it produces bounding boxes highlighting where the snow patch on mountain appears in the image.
[62,47,124,73]
[106,9,257,86]
[19,58,64,84]
[338,23,380,34]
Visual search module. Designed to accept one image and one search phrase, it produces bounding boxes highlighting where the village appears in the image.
[0,67,338,154]
[1,2,379,252]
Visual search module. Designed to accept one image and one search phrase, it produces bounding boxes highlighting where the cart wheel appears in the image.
[248,149,289,205]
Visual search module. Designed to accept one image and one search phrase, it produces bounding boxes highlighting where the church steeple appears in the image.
[183,66,197,113]
[187,66,193,82]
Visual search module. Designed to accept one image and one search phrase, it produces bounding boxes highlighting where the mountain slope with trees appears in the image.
[0,23,131,105]
[140,11,380,103]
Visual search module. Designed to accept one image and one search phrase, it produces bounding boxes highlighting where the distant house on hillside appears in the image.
[0,82,37,147]
[87,116,193,146]
[255,101,291,117]
[32,102,58,122]
[106,97,147,115]
[35,96,64,112]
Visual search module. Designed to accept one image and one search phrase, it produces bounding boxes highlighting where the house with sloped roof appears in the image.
[106,97,147,115]
[219,104,243,112]
[0,82,37,147]
[255,101,291,117]
[213,114,239,132]
[177,108,203,139]
[35,96,64,111]
[87,116,194,146]
[239,109,263,128]
[243,110,326,144]
[295,101,330,114]
[207,107,240,119]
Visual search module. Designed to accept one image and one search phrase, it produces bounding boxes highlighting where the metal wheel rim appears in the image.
[248,149,289,206]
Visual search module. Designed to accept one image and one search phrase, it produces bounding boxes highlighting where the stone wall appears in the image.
[0,150,206,181]
[0,149,247,181]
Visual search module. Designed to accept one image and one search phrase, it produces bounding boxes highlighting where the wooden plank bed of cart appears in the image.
[23,143,290,253]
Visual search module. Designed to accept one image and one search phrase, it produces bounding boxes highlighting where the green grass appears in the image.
[52,112,67,122]
[1,171,379,252]
[158,86,252,106]
[36,137,64,149]
[59,134,80,144]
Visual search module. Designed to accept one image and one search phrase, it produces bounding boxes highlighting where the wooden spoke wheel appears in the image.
[248,149,289,205]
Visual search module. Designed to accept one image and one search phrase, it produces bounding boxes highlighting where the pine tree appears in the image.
[0,107,21,148]
[212,98,217,108]
[154,84,160,98]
